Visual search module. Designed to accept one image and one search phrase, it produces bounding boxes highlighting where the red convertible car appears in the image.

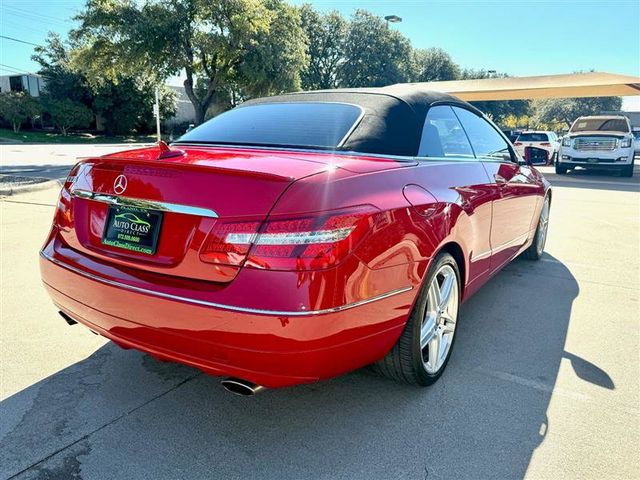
[40,85,551,395]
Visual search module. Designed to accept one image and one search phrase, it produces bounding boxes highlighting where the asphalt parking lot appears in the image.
[1,145,639,479]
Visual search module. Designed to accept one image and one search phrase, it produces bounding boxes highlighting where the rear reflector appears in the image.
[199,206,377,271]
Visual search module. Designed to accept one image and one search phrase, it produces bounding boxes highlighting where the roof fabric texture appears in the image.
[243,86,473,156]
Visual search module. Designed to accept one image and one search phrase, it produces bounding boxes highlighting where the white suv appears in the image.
[557,115,635,177]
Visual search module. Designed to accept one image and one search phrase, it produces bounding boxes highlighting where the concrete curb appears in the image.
[0,177,62,196]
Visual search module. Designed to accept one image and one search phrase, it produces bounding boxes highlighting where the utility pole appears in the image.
[154,87,161,142]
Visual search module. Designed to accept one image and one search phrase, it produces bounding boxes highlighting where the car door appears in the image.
[416,105,495,288]
[452,106,540,269]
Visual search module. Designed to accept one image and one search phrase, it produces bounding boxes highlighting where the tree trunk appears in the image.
[12,121,20,133]
[194,104,206,125]
[183,75,216,126]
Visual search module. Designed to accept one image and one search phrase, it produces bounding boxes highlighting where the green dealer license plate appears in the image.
[102,205,163,255]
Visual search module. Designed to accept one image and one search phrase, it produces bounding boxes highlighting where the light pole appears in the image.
[154,87,161,142]
[384,15,402,28]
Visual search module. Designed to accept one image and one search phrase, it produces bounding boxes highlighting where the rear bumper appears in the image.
[40,249,415,388]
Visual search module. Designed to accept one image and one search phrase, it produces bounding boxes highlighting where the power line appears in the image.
[2,8,71,28]
[0,67,23,74]
[3,4,71,24]
[0,35,39,47]
[2,18,53,36]
[0,63,38,75]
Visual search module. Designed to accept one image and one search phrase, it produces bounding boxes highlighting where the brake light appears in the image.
[540,142,551,146]
[199,206,378,271]
[514,142,522,146]
[54,164,82,229]
[199,220,261,266]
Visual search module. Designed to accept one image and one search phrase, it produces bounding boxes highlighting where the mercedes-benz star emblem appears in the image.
[114,175,128,195]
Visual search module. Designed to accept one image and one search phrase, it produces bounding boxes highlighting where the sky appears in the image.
[1,0,639,109]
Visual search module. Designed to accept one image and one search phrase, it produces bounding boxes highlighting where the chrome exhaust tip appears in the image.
[221,377,266,396]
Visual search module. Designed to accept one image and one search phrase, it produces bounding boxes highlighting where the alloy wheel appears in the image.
[420,264,459,374]
[536,198,550,256]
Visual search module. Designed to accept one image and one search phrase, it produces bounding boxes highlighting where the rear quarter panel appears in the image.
[271,159,495,301]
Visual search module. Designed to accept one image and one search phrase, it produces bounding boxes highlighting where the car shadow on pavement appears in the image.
[0,254,613,480]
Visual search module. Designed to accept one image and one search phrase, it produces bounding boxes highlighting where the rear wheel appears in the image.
[555,163,568,174]
[376,252,460,386]
[522,195,550,261]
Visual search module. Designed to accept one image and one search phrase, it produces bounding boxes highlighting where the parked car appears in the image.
[513,131,560,164]
[557,115,635,177]
[40,86,551,394]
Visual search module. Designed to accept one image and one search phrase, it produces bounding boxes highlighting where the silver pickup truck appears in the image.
[557,115,635,177]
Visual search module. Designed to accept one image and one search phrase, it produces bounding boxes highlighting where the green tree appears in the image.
[413,48,460,82]
[338,10,413,88]
[43,98,93,135]
[532,97,623,128]
[299,5,347,90]
[240,0,307,97]
[0,92,41,132]
[32,34,93,106]
[73,0,308,125]
[34,33,176,135]
[91,78,176,135]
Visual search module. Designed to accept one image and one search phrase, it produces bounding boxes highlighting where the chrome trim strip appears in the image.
[336,104,366,148]
[40,251,413,317]
[71,190,218,218]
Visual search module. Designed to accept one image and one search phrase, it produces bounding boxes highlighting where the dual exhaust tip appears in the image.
[60,311,265,396]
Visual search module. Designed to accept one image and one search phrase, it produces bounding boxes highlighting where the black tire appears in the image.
[555,163,568,175]
[375,252,461,386]
[522,195,550,261]
[621,162,634,178]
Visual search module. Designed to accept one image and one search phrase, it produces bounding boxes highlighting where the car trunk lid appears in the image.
[58,145,412,283]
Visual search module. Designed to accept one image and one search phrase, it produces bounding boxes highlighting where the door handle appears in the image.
[494,174,508,186]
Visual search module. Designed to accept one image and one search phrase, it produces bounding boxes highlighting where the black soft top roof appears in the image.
[241,85,476,156]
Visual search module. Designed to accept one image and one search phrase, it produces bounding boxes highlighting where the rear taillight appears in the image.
[514,142,522,146]
[199,206,377,271]
[54,164,81,229]
[540,142,551,146]
[199,220,261,266]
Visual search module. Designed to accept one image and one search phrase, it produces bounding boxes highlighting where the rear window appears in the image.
[517,133,549,142]
[176,102,363,149]
[570,118,629,134]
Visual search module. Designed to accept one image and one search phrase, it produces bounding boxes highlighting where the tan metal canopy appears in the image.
[406,72,640,101]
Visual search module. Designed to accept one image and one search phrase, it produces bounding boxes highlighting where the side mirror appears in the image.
[524,146,549,166]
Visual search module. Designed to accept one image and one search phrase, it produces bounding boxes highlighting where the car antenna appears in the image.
[157,140,185,159]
